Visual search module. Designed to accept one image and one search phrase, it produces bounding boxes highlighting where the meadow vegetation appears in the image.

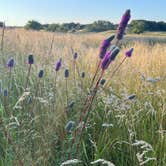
[0,19,166,165]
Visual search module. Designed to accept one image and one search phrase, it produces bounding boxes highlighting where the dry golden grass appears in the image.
[0,28,165,165]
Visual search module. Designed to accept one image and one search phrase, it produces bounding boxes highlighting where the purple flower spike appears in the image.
[55,58,62,71]
[125,48,134,57]
[99,35,115,59]
[7,57,14,68]
[116,9,131,40]
[101,47,120,70]
[73,52,78,60]
[109,47,120,61]
[101,51,111,70]
[38,70,44,78]
[28,54,34,64]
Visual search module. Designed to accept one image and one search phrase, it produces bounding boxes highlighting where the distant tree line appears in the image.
[24,20,117,32]
[129,20,166,34]
[24,19,166,33]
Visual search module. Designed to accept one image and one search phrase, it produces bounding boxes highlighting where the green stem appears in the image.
[25,64,32,90]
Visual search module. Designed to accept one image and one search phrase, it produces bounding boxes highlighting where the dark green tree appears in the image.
[25,20,43,30]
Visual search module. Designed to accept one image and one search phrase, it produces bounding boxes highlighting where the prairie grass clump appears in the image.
[0,9,165,166]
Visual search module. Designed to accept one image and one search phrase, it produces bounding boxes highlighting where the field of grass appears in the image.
[0,28,166,166]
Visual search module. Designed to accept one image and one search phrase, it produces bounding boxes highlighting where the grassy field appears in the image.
[0,28,166,166]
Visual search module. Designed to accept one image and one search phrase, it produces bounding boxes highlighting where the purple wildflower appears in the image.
[109,47,120,61]
[73,52,78,60]
[116,9,131,40]
[55,58,62,71]
[65,69,69,78]
[101,47,120,70]
[7,58,14,68]
[28,54,34,64]
[99,35,115,59]
[38,70,44,78]
[101,51,111,70]
[125,48,134,57]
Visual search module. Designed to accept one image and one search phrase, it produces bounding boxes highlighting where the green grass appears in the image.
[0,29,165,166]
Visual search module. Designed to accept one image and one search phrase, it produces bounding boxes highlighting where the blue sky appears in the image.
[0,0,165,26]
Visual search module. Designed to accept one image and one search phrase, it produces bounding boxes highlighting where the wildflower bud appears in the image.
[109,47,120,61]
[99,35,115,59]
[4,89,8,96]
[64,69,69,78]
[81,72,85,78]
[73,52,78,60]
[55,58,62,71]
[125,48,134,58]
[27,96,32,104]
[38,70,44,78]
[28,54,34,64]
[127,94,136,100]
[7,58,14,68]
[65,121,75,133]
[100,79,106,86]
[68,101,75,108]
[101,47,120,70]
[116,9,131,40]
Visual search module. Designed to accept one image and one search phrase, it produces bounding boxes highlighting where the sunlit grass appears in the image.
[0,28,165,165]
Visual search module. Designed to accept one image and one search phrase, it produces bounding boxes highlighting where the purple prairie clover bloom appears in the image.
[28,54,34,64]
[64,69,69,78]
[101,51,111,70]
[55,58,62,71]
[73,52,78,60]
[125,48,134,57]
[99,35,115,59]
[38,70,44,78]
[101,47,120,70]
[116,9,131,40]
[7,58,14,68]
[109,47,120,61]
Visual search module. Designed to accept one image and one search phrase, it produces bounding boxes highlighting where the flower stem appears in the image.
[65,78,69,107]
[74,70,104,157]
[110,56,127,78]
[89,59,101,89]
[25,64,32,90]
